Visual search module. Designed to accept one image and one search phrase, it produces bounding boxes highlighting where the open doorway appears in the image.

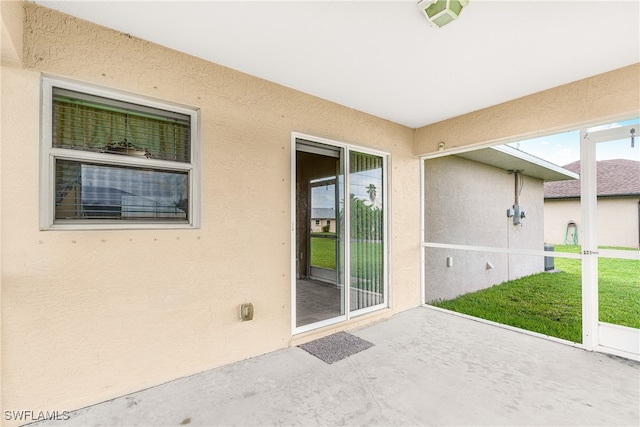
[295,140,345,328]
[422,118,639,359]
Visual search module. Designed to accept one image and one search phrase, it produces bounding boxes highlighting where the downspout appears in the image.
[509,170,525,226]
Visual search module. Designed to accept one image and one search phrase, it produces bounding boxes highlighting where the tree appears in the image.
[342,193,382,241]
[366,184,377,206]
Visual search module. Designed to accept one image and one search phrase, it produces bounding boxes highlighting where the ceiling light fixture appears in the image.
[418,0,469,28]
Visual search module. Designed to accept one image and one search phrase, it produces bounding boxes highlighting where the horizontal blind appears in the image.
[53,88,191,163]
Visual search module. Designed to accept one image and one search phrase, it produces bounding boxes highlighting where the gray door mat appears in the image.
[298,331,374,364]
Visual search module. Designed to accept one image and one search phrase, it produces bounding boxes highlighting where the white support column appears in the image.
[420,157,426,306]
[580,128,599,350]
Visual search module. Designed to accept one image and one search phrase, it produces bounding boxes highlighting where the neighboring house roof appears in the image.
[79,186,134,206]
[544,159,640,199]
[311,208,336,219]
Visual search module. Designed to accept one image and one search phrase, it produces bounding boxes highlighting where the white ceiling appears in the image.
[34,1,640,129]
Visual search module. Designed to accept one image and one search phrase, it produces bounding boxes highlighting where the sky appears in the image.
[505,118,640,167]
[312,170,383,210]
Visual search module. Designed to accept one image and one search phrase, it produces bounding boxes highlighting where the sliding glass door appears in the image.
[349,151,385,312]
[293,135,388,333]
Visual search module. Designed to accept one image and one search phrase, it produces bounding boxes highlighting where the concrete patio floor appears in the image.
[36,307,639,427]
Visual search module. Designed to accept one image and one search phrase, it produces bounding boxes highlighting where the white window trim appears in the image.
[40,76,201,230]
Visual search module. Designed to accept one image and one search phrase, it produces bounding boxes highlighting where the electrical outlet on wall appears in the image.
[239,303,254,321]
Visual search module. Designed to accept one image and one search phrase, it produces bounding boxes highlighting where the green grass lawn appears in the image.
[310,236,384,291]
[429,245,639,344]
[310,235,337,270]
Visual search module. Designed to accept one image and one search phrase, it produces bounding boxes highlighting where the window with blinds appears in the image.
[41,78,199,229]
[53,88,191,162]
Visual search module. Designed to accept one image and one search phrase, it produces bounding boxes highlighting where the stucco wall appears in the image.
[414,63,640,156]
[545,198,640,249]
[1,3,420,419]
[423,156,545,302]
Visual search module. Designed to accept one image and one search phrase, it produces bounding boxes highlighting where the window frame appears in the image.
[40,76,201,230]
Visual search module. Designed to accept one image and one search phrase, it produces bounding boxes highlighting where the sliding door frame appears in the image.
[291,132,389,335]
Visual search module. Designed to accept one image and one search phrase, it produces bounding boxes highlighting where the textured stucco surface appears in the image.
[2,3,418,419]
[414,63,640,156]
[423,156,545,302]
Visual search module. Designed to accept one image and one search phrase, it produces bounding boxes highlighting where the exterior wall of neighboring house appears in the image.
[1,1,639,421]
[424,156,545,302]
[310,208,336,233]
[311,218,336,233]
[544,159,640,249]
[545,197,640,249]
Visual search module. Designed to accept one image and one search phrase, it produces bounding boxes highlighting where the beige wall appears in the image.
[545,198,640,249]
[423,156,545,302]
[1,3,419,419]
[1,0,23,67]
[414,64,640,156]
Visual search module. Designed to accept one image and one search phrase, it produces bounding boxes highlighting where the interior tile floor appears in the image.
[296,278,343,327]
[34,307,639,426]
